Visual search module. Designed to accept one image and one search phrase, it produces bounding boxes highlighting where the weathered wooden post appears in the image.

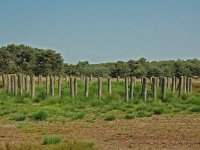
[85,77,89,97]
[7,75,11,92]
[178,76,183,98]
[90,75,93,82]
[117,76,120,82]
[130,77,134,99]
[171,77,176,94]
[125,77,129,102]
[189,78,192,92]
[11,75,14,93]
[141,77,147,101]
[98,77,102,99]
[22,74,25,91]
[14,75,18,95]
[18,74,23,95]
[70,77,74,97]
[58,76,62,97]
[25,75,30,93]
[183,76,187,93]
[65,75,69,83]
[82,76,85,83]
[31,75,35,98]
[152,77,157,99]
[186,77,189,93]
[38,75,43,86]
[166,77,170,89]
[2,75,7,91]
[161,77,166,101]
[46,75,50,95]
[74,77,77,96]
[108,77,112,96]
[50,76,55,96]
[54,75,56,86]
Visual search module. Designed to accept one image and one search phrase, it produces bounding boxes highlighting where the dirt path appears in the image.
[0,114,200,149]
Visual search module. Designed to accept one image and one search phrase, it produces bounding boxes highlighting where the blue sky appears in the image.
[0,0,200,64]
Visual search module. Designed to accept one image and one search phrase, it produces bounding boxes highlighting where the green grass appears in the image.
[42,135,63,145]
[0,80,199,124]
[32,110,49,121]
[13,113,26,121]
[105,114,116,121]
[124,114,135,120]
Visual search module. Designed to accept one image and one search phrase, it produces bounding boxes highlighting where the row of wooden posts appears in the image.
[0,74,192,102]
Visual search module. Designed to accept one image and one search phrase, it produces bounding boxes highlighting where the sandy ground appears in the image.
[0,114,200,150]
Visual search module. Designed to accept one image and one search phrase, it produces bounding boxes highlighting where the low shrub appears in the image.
[13,113,26,121]
[104,115,116,121]
[42,135,63,145]
[32,110,49,121]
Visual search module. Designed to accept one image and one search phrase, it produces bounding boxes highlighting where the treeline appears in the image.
[64,58,200,77]
[0,44,63,76]
[1,44,200,77]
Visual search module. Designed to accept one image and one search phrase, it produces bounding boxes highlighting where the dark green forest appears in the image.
[0,44,200,77]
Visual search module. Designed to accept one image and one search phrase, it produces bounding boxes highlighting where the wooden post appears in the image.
[152,77,157,99]
[2,75,7,91]
[161,77,166,101]
[141,77,147,101]
[130,77,134,99]
[58,76,62,97]
[54,75,56,86]
[183,76,187,93]
[125,77,129,102]
[98,77,102,99]
[189,78,192,92]
[22,74,25,91]
[50,76,55,96]
[117,76,120,82]
[7,75,11,92]
[65,76,69,83]
[14,75,18,95]
[186,77,189,93]
[31,75,35,98]
[171,77,176,94]
[11,75,14,93]
[166,77,169,89]
[38,75,43,86]
[18,74,23,95]
[108,77,112,96]
[178,76,183,98]
[46,75,50,95]
[25,75,30,93]
[85,77,89,97]
[74,77,77,96]
[70,77,74,97]
[90,75,93,82]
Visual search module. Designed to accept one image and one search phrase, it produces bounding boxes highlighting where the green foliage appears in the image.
[42,135,63,145]
[104,115,116,121]
[189,106,200,112]
[32,110,49,121]
[13,113,26,121]
[72,111,85,120]
[0,44,63,75]
[124,114,135,120]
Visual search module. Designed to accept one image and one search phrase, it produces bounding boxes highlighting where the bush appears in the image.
[104,115,116,121]
[189,106,200,112]
[137,110,153,118]
[32,110,49,121]
[72,111,85,120]
[42,135,63,145]
[124,114,135,120]
[13,113,26,121]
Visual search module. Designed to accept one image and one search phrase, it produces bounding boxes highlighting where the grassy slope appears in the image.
[0,79,200,149]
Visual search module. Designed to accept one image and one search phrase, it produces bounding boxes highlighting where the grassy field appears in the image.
[0,79,200,149]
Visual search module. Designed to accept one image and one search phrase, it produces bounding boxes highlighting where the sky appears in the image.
[0,0,200,64]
